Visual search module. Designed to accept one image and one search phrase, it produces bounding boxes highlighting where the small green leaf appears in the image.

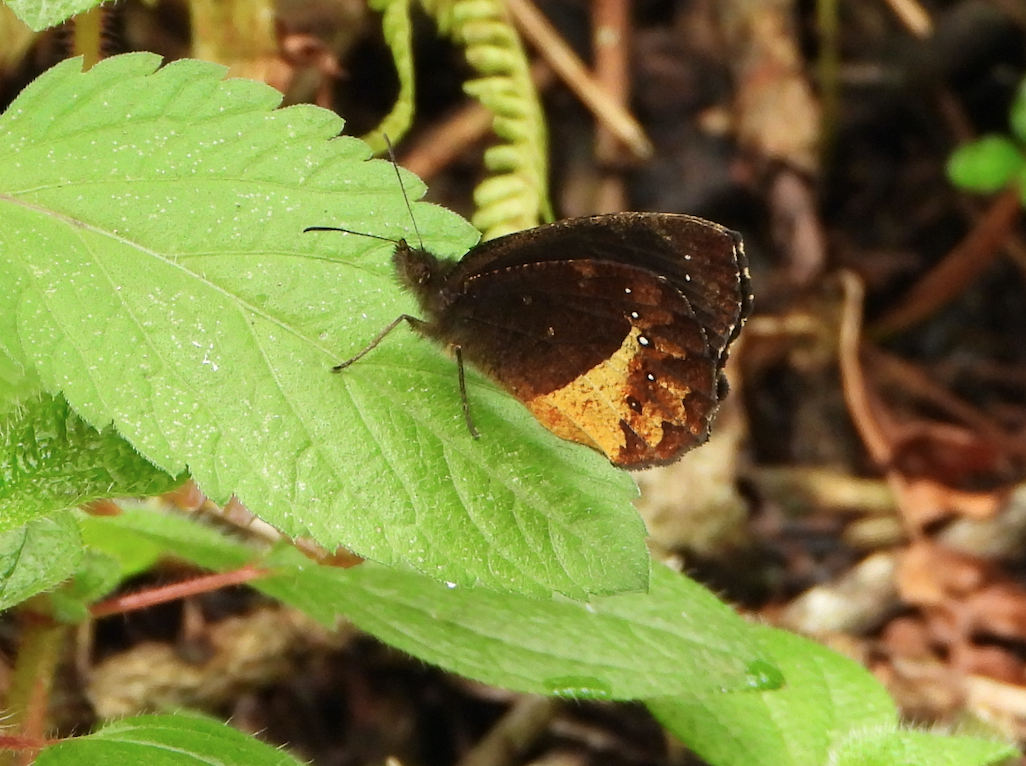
[5,0,101,32]
[0,513,81,610]
[34,713,305,766]
[0,53,648,597]
[947,135,1026,193]
[0,394,182,534]
[80,507,255,572]
[647,625,897,766]
[77,509,164,578]
[831,728,1017,766]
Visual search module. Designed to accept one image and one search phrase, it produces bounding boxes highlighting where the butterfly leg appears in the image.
[454,345,480,440]
[332,314,425,371]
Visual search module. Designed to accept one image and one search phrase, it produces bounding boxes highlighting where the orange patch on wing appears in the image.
[522,325,711,467]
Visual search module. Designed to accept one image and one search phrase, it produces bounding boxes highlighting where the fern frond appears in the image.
[438,0,552,238]
[363,0,416,152]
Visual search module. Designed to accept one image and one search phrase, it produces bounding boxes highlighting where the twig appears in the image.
[838,271,894,466]
[504,0,653,159]
[881,0,934,38]
[592,0,630,212]
[864,345,1026,460]
[872,186,1021,337]
[455,696,560,766]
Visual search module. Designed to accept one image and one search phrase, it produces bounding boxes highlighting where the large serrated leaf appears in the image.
[82,510,775,696]
[267,551,775,698]
[0,54,648,597]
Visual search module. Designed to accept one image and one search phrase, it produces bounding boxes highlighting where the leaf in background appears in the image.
[77,508,164,579]
[0,513,81,610]
[0,394,182,534]
[49,549,122,622]
[34,713,304,766]
[0,53,648,597]
[647,625,896,766]
[81,505,255,572]
[946,135,1026,194]
[84,508,352,627]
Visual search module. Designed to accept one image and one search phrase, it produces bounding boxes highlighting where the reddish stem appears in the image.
[90,564,270,619]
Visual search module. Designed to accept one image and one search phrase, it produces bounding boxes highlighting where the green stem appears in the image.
[71,7,103,71]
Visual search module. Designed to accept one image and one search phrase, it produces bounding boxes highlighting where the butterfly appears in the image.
[308,212,751,469]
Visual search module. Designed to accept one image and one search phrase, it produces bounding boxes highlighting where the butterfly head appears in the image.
[391,240,462,317]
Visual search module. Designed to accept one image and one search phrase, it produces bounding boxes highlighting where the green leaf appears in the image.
[647,625,896,766]
[0,513,81,610]
[77,508,164,578]
[4,0,101,32]
[298,558,776,697]
[946,135,1026,194]
[0,53,648,597]
[0,322,43,414]
[831,728,1017,766]
[34,713,305,766]
[82,506,254,572]
[77,510,775,696]
[0,393,182,535]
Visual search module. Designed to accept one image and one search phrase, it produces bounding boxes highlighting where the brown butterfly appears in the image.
[308,212,750,469]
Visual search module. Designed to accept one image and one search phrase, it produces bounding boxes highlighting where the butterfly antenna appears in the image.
[384,135,425,250]
[302,226,399,244]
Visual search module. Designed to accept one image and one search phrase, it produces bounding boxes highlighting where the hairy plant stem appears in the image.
[3,597,66,766]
